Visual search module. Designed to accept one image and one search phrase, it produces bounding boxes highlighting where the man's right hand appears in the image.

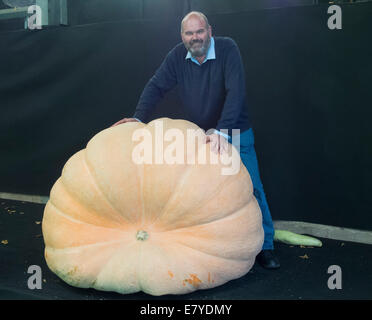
[110,118,140,127]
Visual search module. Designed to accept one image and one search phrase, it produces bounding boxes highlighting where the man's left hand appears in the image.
[205,133,229,154]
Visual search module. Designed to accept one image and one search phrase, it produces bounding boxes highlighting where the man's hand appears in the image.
[111,118,140,127]
[205,133,229,154]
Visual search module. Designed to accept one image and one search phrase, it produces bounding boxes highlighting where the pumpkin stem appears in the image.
[136,230,149,241]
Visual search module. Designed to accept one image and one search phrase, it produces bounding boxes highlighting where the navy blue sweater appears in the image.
[133,37,251,136]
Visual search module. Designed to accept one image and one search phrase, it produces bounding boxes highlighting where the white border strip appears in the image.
[0,192,49,204]
[274,220,372,245]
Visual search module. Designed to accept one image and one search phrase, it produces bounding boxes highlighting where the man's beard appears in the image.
[186,36,211,58]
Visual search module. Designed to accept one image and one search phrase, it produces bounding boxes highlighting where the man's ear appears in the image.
[208,25,212,37]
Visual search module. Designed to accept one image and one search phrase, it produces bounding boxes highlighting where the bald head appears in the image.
[181,11,210,33]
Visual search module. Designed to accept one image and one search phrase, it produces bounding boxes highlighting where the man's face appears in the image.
[181,16,212,58]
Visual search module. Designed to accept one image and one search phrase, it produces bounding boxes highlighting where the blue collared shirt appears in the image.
[185,37,216,66]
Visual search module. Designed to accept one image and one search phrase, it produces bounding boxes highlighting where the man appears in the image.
[112,11,280,269]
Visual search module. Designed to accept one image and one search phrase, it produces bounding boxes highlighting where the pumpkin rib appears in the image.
[47,199,131,233]
[146,164,195,228]
[45,241,139,292]
[175,171,236,218]
[172,239,252,262]
[136,160,146,228]
[136,239,253,295]
[59,150,132,227]
[165,203,260,261]
[156,197,255,235]
[172,242,255,293]
[44,237,129,253]
[147,165,237,230]
[82,150,132,225]
[137,239,145,293]
[43,201,135,250]
[151,202,252,234]
[150,183,253,232]
[51,180,125,230]
[92,241,142,293]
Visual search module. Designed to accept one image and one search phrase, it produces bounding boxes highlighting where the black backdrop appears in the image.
[0,3,371,230]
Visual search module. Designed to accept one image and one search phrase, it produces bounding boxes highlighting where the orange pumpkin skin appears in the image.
[42,118,264,296]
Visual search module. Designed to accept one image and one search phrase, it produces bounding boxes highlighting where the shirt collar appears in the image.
[185,37,215,65]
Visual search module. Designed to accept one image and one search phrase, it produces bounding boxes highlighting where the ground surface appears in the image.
[0,199,371,300]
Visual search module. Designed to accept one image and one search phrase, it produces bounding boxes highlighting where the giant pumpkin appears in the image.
[42,118,264,296]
